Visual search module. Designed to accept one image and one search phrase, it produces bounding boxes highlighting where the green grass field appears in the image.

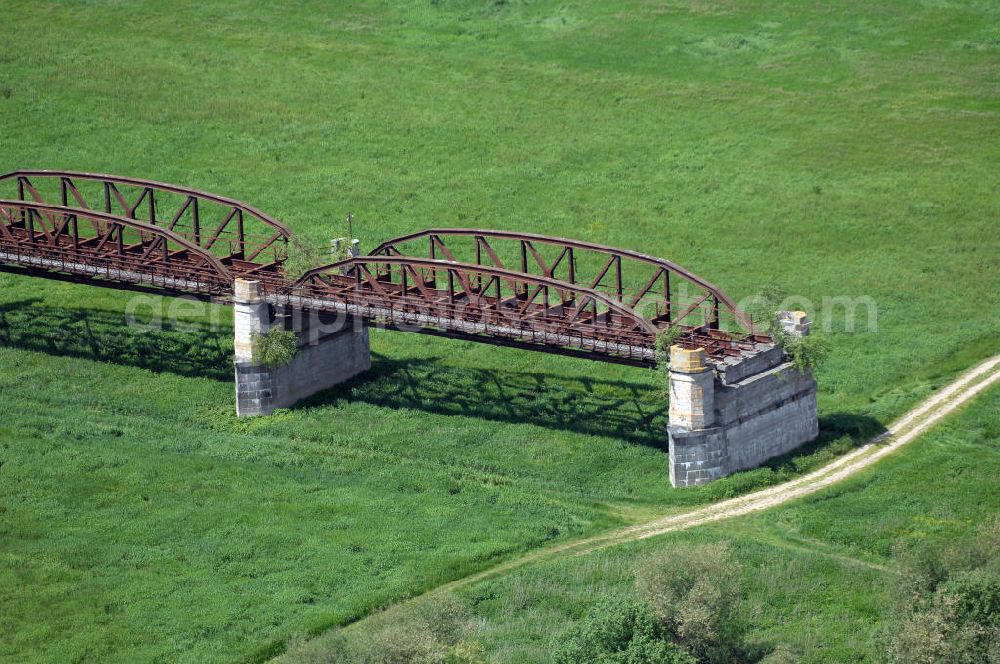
[287,383,1000,663]
[459,383,1000,663]
[1,1,998,662]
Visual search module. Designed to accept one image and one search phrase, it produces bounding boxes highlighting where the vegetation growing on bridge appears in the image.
[252,328,299,369]
[282,237,332,281]
[1,0,998,662]
[746,284,832,373]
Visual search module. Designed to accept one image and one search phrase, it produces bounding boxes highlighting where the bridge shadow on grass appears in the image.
[298,352,674,449]
[765,411,886,471]
[298,355,886,454]
[0,298,672,446]
[0,298,234,381]
[0,299,885,456]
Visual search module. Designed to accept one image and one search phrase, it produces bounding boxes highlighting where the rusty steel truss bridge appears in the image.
[0,170,769,367]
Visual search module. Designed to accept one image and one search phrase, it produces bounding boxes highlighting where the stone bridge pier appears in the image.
[230,273,819,488]
[667,313,819,487]
[233,279,371,417]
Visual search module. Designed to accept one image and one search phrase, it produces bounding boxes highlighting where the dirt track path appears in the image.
[331,352,1000,637]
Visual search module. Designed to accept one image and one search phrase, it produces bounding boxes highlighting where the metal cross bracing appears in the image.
[0,169,768,365]
[0,170,291,273]
[0,200,239,296]
[288,255,661,365]
[368,228,769,362]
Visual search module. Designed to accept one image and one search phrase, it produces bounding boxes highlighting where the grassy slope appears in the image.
[0,0,998,661]
[445,383,1000,663]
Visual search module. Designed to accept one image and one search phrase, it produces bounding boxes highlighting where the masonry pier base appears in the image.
[667,312,819,487]
[233,278,371,417]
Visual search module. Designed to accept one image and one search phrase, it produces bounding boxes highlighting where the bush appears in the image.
[947,569,1000,626]
[780,332,830,373]
[743,283,830,372]
[329,237,355,262]
[281,631,352,664]
[654,327,685,391]
[890,607,950,664]
[553,597,695,664]
[889,587,1000,664]
[889,521,1000,663]
[362,620,445,664]
[445,640,487,664]
[252,328,298,368]
[351,595,484,664]
[418,594,470,646]
[634,543,744,663]
[282,236,331,280]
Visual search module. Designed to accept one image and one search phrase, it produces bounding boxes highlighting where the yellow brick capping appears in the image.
[778,310,812,337]
[781,310,809,325]
[669,345,709,373]
[234,278,263,304]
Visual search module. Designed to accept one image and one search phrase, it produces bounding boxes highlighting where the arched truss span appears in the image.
[0,201,234,295]
[0,169,768,364]
[291,255,661,363]
[0,170,291,272]
[370,229,758,339]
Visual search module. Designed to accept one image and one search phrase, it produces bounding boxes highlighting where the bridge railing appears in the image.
[369,228,760,340]
[0,201,234,296]
[0,170,291,270]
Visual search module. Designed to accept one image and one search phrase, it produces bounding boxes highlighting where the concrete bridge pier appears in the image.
[667,312,819,487]
[233,278,371,417]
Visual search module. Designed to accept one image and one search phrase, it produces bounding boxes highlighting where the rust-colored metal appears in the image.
[0,169,768,365]
[288,254,765,365]
[0,170,291,269]
[370,228,757,337]
[0,201,235,295]
[291,255,659,363]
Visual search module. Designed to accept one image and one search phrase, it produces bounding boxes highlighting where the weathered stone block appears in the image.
[668,344,716,431]
[778,310,812,337]
[670,345,708,372]
[667,349,818,487]
[717,344,784,385]
[232,282,372,416]
[234,278,263,304]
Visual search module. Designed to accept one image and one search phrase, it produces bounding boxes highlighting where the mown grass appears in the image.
[0,0,998,661]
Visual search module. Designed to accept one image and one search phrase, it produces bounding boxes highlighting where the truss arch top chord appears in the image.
[289,254,765,364]
[0,170,292,267]
[0,169,769,365]
[369,228,759,338]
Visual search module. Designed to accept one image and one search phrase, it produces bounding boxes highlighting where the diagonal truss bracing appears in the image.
[0,169,769,365]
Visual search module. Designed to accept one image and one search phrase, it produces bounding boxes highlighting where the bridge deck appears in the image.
[0,187,767,366]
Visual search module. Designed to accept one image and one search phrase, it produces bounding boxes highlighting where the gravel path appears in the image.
[323,352,1000,641]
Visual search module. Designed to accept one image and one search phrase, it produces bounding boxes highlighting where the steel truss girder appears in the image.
[0,168,768,365]
[0,170,291,266]
[369,228,757,337]
[0,200,234,295]
[293,256,699,364]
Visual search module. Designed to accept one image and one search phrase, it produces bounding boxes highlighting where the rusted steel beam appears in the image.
[290,256,665,362]
[0,170,291,264]
[369,228,758,337]
[0,170,769,364]
[297,255,656,326]
[0,201,234,295]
